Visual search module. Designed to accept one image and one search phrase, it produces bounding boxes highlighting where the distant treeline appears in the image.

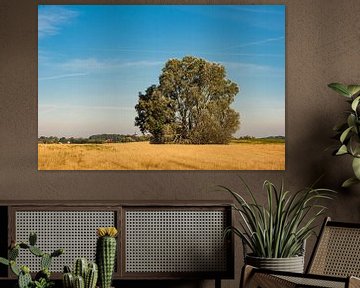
[38,134,284,144]
[237,135,285,140]
[38,134,150,144]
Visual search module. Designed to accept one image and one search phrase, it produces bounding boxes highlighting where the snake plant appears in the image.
[328,83,360,187]
[221,179,334,258]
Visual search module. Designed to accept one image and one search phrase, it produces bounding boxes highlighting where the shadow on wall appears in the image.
[290,101,360,220]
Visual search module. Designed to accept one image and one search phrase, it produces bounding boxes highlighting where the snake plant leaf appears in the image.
[352,157,360,179]
[347,85,360,97]
[340,126,353,143]
[351,96,360,111]
[336,144,348,155]
[342,177,360,188]
[328,83,351,97]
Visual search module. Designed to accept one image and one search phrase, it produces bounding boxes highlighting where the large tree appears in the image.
[135,56,240,144]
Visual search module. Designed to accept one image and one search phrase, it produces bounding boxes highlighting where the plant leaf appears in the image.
[351,96,360,111]
[328,83,351,97]
[342,177,360,188]
[336,145,348,155]
[347,114,356,129]
[347,85,360,97]
[352,157,360,179]
[340,126,353,143]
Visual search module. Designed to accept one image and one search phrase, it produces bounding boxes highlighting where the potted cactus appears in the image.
[0,232,63,288]
[96,227,118,288]
[63,258,98,288]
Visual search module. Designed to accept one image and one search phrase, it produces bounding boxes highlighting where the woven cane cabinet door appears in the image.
[9,206,118,277]
[121,206,233,279]
[8,203,233,280]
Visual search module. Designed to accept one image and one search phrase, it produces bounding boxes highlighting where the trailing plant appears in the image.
[96,227,118,288]
[328,83,360,187]
[62,258,98,288]
[221,179,334,258]
[0,232,63,288]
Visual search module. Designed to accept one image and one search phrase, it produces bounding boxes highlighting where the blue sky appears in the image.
[38,5,285,138]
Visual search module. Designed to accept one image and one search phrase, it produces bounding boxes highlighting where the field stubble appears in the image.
[38,142,285,170]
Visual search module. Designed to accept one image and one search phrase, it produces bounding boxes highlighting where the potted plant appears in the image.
[328,83,360,187]
[0,232,63,288]
[221,179,334,273]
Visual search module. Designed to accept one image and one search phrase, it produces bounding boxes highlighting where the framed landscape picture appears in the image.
[38,5,285,170]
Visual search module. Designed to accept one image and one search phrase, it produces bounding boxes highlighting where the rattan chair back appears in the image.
[307,217,360,278]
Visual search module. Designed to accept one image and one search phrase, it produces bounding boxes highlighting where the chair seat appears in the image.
[242,265,360,288]
[277,275,346,288]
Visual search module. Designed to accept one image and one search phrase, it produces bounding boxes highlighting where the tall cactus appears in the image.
[96,227,118,288]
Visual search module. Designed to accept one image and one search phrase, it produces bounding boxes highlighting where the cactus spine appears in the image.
[96,227,118,288]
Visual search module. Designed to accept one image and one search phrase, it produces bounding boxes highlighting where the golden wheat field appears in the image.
[38,142,285,170]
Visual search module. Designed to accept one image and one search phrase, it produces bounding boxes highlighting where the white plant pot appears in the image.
[245,254,305,273]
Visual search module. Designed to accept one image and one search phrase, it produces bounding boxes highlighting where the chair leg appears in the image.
[240,265,296,288]
[240,265,255,288]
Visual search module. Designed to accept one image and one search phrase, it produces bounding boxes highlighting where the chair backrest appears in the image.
[307,217,360,277]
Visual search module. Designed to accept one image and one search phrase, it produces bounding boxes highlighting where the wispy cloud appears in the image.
[221,61,284,77]
[39,73,87,81]
[229,6,285,15]
[220,37,284,51]
[38,6,78,38]
[60,58,163,72]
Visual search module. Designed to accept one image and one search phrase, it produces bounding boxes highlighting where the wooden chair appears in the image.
[241,217,360,288]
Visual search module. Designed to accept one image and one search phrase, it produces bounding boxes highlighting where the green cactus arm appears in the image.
[73,275,85,288]
[10,260,20,276]
[19,242,30,249]
[18,271,32,288]
[8,247,19,260]
[41,254,52,270]
[29,232,37,246]
[74,258,88,279]
[63,273,74,288]
[85,266,98,288]
[63,265,72,273]
[0,257,9,266]
[29,246,44,257]
[50,248,64,257]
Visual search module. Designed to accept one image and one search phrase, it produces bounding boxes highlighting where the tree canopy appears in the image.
[135,56,240,144]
